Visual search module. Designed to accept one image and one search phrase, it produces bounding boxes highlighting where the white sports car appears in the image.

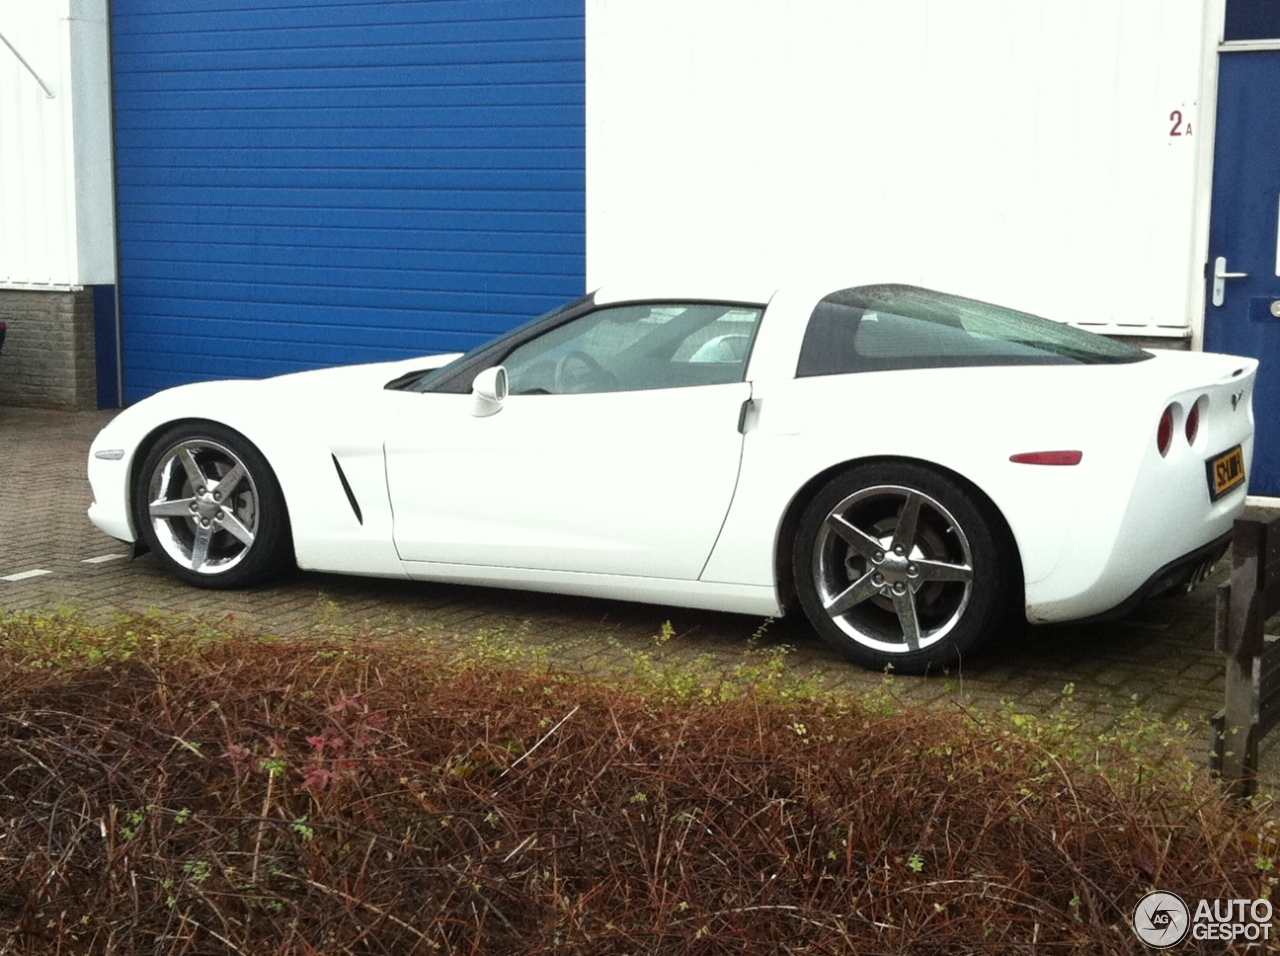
[88,283,1256,672]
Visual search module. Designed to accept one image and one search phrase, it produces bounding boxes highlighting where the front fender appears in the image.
[87,377,409,578]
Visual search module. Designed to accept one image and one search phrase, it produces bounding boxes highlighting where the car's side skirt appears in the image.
[400,561,784,618]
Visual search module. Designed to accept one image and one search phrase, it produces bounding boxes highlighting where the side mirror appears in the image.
[470,366,508,417]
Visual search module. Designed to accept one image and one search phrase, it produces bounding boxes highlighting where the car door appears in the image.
[384,301,762,580]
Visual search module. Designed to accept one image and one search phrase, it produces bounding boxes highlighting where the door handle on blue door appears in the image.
[1212,256,1249,307]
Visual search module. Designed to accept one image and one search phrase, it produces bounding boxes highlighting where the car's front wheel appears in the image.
[793,463,1013,673]
[134,423,292,589]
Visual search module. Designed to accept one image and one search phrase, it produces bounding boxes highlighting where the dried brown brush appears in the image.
[0,612,1273,954]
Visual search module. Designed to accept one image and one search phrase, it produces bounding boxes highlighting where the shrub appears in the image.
[0,611,1273,954]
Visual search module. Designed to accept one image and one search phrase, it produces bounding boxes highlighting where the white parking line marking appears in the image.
[82,554,127,564]
[1,569,52,582]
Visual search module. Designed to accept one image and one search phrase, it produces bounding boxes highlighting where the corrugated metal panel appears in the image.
[112,0,585,402]
[0,0,113,289]
[587,0,1207,333]
[0,0,73,287]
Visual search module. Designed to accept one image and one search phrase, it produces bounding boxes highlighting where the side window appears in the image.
[796,284,1148,376]
[796,300,991,376]
[503,302,763,395]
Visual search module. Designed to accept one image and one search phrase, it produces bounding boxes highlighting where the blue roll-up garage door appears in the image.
[110,0,585,404]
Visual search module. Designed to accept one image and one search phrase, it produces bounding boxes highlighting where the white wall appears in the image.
[0,0,114,289]
[587,0,1209,335]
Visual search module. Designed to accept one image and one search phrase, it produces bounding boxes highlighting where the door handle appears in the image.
[1212,256,1249,307]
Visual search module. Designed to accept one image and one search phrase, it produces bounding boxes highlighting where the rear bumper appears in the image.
[1068,531,1231,624]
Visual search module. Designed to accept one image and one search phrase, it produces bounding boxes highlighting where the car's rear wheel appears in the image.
[793,463,1012,673]
[134,423,291,589]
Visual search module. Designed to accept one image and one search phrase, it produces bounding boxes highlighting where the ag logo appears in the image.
[1132,891,1190,948]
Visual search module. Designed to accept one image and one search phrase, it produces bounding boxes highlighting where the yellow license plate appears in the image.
[1207,445,1246,501]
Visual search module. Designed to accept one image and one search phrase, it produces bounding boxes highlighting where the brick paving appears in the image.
[1,403,1274,785]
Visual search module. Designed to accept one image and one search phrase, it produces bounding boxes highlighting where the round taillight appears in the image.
[1157,405,1174,457]
[1185,401,1200,446]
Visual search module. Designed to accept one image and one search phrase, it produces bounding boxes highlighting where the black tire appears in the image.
[133,422,292,589]
[793,462,1013,673]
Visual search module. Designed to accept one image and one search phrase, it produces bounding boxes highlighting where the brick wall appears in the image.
[0,288,98,409]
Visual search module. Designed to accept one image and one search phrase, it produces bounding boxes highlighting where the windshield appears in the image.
[388,294,595,392]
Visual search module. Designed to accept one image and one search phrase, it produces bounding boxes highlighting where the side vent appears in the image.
[331,454,363,525]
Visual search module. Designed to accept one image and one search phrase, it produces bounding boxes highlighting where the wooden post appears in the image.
[1215,517,1280,799]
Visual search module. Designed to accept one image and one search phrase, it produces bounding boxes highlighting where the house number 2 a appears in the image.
[1170,110,1192,137]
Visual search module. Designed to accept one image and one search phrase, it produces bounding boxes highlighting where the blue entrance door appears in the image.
[1205,51,1280,496]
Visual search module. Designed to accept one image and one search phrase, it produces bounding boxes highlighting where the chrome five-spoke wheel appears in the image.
[795,464,1011,672]
[135,423,291,589]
